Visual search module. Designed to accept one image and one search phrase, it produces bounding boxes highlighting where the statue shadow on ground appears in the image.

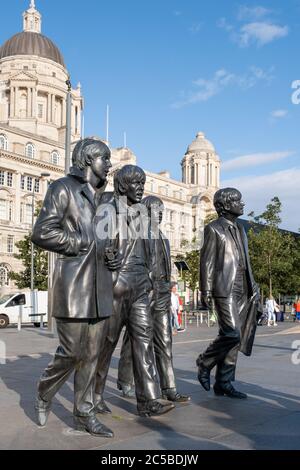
[195,380,300,449]
[158,349,300,450]
[0,354,78,428]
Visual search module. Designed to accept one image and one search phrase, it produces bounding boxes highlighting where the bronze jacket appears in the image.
[32,167,113,320]
[200,216,257,298]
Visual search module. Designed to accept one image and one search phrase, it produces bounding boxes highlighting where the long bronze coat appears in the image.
[32,167,113,320]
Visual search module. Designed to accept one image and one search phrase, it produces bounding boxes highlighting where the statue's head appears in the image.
[72,138,111,183]
[114,165,146,205]
[213,187,244,218]
[142,195,164,225]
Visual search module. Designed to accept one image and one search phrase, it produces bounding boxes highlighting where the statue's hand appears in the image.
[105,251,123,271]
[202,292,213,310]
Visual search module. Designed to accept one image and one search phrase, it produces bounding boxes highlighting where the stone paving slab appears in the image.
[0,322,299,450]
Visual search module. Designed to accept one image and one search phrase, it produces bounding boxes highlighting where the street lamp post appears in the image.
[65,78,72,174]
[30,172,50,323]
[48,79,72,332]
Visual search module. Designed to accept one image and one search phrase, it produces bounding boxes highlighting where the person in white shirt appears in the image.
[266,296,279,326]
[170,285,185,333]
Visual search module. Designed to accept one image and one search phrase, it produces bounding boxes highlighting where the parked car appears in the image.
[0,291,48,329]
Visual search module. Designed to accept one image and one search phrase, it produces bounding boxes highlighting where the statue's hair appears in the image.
[114,165,146,195]
[213,188,242,216]
[72,137,110,170]
[142,195,164,211]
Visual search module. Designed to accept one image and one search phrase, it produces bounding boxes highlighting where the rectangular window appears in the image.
[0,200,7,220]
[0,171,4,186]
[25,204,32,224]
[27,176,33,192]
[21,175,25,190]
[6,172,13,187]
[34,179,40,193]
[38,104,43,118]
[7,235,14,254]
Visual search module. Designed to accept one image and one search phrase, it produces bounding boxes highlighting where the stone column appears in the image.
[52,94,55,123]
[62,97,66,127]
[47,93,51,122]
[27,88,31,117]
[15,172,22,224]
[10,87,15,117]
[32,88,37,118]
[14,87,18,117]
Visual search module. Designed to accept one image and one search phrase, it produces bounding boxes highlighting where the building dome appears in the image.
[0,31,65,67]
[187,132,215,154]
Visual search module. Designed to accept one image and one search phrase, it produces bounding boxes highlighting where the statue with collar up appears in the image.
[32,138,120,437]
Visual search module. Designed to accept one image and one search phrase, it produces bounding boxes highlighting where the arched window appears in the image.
[25,143,35,159]
[51,151,60,166]
[0,265,9,287]
[0,134,8,151]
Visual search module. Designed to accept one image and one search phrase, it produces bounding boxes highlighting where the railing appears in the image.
[182,309,217,328]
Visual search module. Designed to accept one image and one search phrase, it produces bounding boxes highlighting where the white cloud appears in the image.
[221,168,300,232]
[238,22,289,47]
[172,67,273,108]
[188,23,203,34]
[217,17,234,32]
[173,11,182,17]
[270,109,288,119]
[222,151,294,171]
[237,5,272,21]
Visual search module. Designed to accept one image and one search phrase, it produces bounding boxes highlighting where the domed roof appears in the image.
[187,132,215,154]
[0,31,65,67]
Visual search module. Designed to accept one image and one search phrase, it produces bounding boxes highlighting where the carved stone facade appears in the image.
[0,2,220,295]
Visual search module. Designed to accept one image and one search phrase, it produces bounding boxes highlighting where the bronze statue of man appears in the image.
[94,166,174,417]
[32,138,119,437]
[117,196,190,403]
[197,188,259,399]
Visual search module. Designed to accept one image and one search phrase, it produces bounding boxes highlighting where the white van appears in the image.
[0,291,48,329]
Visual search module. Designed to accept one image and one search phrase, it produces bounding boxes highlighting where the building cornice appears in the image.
[0,123,66,149]
[0,149,64,173]
[0,54,68,74]
[145,170,189,189]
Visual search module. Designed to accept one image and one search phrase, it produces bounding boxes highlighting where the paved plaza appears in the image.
[0,321,299,450]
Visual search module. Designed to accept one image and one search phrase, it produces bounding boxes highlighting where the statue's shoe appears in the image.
[213,383,247,399]
[74,415,114,437]
[35,396,52,427]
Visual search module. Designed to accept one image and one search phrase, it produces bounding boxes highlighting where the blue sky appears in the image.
[2,0,300,231]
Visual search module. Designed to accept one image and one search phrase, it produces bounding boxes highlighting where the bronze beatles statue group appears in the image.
[32,138,260,438]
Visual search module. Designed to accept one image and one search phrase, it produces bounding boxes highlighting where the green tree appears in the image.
[9,203,48,290]
[248,197,299,298]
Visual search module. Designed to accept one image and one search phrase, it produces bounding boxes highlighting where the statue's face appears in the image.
[151,203,164,225]
[90,148,112,182]
[225,192,245,216]
[125,177,145,205]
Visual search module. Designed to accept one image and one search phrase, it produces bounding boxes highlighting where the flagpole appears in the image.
[106,105,109,143]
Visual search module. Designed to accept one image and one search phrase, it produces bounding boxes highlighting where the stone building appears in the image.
[0,1,220,296]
